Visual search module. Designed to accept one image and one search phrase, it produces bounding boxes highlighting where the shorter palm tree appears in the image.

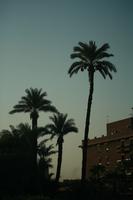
[9,88,57,164]
[38,140,57,180]
[44,112,78,182]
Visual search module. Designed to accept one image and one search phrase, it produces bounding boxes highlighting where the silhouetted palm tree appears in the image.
[38,140,57,180]
[68,41,117,181]
[44,112,78,182]
[9,88,57,164]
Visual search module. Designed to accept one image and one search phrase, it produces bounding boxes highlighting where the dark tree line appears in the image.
[0,88,78,195]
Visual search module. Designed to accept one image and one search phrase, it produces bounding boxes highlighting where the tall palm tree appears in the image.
[9,88,57,163]
[68,41,117,181]
[44,112,78,182]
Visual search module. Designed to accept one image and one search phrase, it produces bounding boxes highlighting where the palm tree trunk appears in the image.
[56,138,63,182]
[31,115,39,186]
[81,71,94,182]
[31,115,38,167]
[32,116,38,130]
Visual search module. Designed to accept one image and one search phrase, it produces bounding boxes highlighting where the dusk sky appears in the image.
[0,0,133,180]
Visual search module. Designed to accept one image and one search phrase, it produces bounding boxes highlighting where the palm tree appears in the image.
[44,112,78,182]
[68,41,117,181]
[9,88,57,163]
[38,140,57,180]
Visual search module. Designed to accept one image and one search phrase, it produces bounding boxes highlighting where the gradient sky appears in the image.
[0,0,133,180]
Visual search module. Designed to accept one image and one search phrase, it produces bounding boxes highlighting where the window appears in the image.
[98,163,102,165]
[98,157,102,164]
[125,158,131,161]
[106,147,109,151]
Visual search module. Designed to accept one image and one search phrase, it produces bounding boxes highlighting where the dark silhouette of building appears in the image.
[86,117,133,178]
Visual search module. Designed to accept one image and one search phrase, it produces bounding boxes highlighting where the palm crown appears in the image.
[9,88,57,118]
[68,41,117,80]
[9,88,57,129]
[45,113,78,141]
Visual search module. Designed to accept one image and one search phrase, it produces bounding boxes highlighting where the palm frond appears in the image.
[70,66,80,77]
[68,61,85,74]
[69,66,83,77]
[73,46,83,52]
[97,68,106,79]
[78,41,90,50]
[38,139,50,147]
[95,43,110,56]
[9,108,28,114]
[70,51,87,61]
[39,99,51,106]
[64,126,78,135]
[107,71,113,79]
[95,60,117,80]
[98,61,117,72]
[70,53,81,59]
[95,52,113,60]
[44,124,57,135]
[40,105,58,113]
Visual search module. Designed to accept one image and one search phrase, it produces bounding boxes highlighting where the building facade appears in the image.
[86,117,133,178]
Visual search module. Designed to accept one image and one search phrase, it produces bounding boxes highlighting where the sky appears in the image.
[0,0,133,180]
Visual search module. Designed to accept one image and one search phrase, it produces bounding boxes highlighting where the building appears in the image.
[86,117,133,178]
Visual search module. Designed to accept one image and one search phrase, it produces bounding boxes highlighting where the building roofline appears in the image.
[87,133,133,146]
[107,117,133,125]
